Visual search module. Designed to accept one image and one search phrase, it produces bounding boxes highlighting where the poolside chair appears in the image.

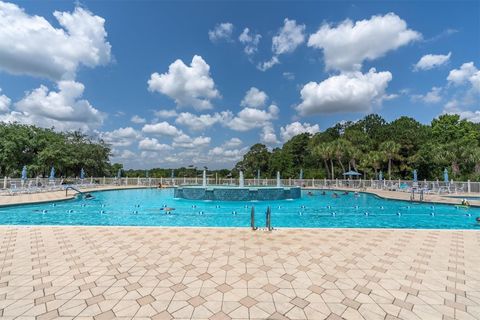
[437,185,451,194]
[5,182,21,196]
[453,183,465,194]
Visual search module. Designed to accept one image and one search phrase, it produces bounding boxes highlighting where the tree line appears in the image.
[0,123,112,178]
[2,114,479,181]
[234,114,480,181]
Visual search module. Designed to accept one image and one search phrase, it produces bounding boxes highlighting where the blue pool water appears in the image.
[0,188,478,229]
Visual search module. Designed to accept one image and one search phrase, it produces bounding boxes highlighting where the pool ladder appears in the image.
[65,186,84,197]
[250,206,272,231]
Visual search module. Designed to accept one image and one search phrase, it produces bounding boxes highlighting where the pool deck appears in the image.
[0,226,478,320]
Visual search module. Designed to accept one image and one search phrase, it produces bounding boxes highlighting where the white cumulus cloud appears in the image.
[280,122,320,142]
[272,18,306,55]
[411,87,442,104]
[0,81,104,131]
[257,56,280,72]
[443,99,480,123]
[241,87,268,108]
[100,127,141,147]
[208,146,247,162]
[296,68,393,116]
[175,111,230,131]
[258,18,306,71]
[447,62,479,89]
[154,109,178,118]
[308,13,421,71]
[227,105,279,131]
[0,2,111,80]
[260,124,279,145]
[173,134,211,149]
[142,121,182,136]
[148,55,220,110]
[131,115,146,124]
[138,137,173,152]
[223,137,242,148]
[414,52,451,71]
[239,28,261,55]
[0,89,11,113]
[208,22,234,42]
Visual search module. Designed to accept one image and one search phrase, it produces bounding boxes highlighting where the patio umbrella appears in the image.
[80,168,85,179]
[343,170,362,177]
[117,169,121,178]
[49,167,55,180]
[145,170,149,178]
[379,171,383,180]
[413,169,417,183]
[21,166,27,180]
[444,168,449,183]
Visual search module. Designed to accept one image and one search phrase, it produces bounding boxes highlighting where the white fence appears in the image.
[1,176,479,194]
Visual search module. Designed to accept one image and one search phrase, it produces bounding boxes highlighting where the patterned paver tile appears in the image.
[0,226,477,320]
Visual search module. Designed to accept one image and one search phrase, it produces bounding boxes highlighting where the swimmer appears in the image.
[332,193,339,198]
[307,191,313,196]
[461,199,470,207]
[84,193,94,199]
[343,191,349,195]
[321,191,326,196]
[476,217,480,223]
[161,207,175,212]
[354,191,359,197]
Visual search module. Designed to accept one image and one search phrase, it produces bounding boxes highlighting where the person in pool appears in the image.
[307,191,314,196]
[343,191,349,195]
[84,193,94,199]
[321,191,326,196]
[461,199,470,206]
[332,192,339,198]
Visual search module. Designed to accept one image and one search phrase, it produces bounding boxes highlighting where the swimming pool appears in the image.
[0,189,478,229]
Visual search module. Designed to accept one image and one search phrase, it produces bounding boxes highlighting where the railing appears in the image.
[1,176,479,194]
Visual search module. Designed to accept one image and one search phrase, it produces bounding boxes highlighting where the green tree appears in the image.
[313,143,331,178]
[380,141,401,180]
[235,143,270,178]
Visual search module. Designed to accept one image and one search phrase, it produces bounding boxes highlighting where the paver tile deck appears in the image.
[0,226,478,319]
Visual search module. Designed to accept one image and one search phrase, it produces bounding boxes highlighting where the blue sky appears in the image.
[0,1,479,169]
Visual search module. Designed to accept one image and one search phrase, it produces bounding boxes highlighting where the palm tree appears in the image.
[313,143,331,179]
[469,147,480,174]
[348,146,361,172]
[380,141,400,180]
[433,143,464,177]
[461,147,480,173]
[359,151,382,179]
[331,139,351,174]
[326,143,336,178]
